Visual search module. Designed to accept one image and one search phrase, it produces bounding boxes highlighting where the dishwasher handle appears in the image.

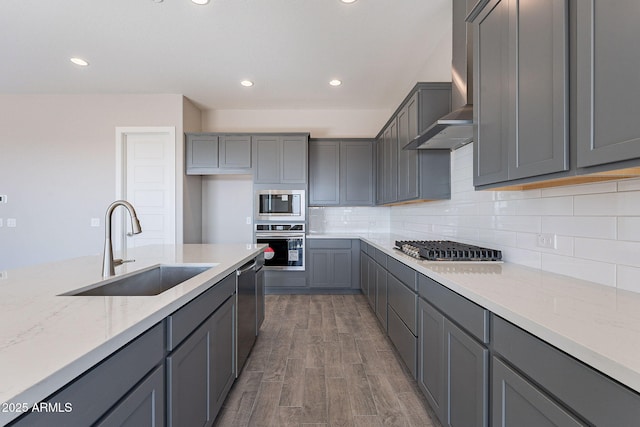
[236,261,257,276]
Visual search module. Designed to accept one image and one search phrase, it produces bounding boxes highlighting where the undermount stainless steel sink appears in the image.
[62,264,216,296]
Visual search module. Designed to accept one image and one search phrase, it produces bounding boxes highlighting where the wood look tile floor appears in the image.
[214,294,441,427]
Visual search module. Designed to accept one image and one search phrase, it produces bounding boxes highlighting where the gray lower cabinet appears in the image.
[374,256,388,331]
[95,365,165,427]
[167,294,235,427]
[9,323,165,427]
[418,272,489,427]
[470,0,569,187]
[309,139,374,206]
[418,298,488,427]
[492,314,640,427]
[307,239,359,290]
[575,0,640,168]
[253,134,308,184]
[386,258,419,378]
[186,133,252,174]
[492,357,584,427]
[360,246,376,310]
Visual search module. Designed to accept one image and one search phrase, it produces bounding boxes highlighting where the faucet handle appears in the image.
[113,258,136,267]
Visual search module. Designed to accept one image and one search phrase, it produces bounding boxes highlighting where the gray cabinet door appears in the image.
[366,253,376,309]
[397,92,419,201]
[167,316,212,427]
[210,295,235,417]
[341,140,374,206]
[383,121,398,204]
[473,0,510,186]
[444,318,488,427]
[219,135,252,169]
[254,135,307,184]
[375,261,388,331]
[308,248,352,288]
[576,0,640,167]
[309,140,340,205]
[186,134,219,174]
[360,250,369,296]
[492,357,584,427]
[281,135,307,184]
[376,137,384,205]
[509,0,568,180]
[95,365,165,427]
[473,0,569,185]
[418,298,445,422]
[167,296,235,427]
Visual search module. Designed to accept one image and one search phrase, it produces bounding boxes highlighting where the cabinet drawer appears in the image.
[418,274,488,343]
[167,272,235,351]
[307,238,352,249]
[374,248,388,268]
[387,274,417,335]
[492,315,640,427]
[387,257,417,291]
[388,306,417,379]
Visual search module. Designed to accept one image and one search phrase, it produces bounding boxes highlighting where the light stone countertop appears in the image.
[309,232,640,394]
[0,243,265,425]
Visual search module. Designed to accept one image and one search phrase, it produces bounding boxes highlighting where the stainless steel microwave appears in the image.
[255,190,305,222]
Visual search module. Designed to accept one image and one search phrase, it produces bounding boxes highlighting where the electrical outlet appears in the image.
[6,218,16,228]
[0,218,3,227]
[536,233,557,249]
[90,218,100,227]
[246,217,252,225]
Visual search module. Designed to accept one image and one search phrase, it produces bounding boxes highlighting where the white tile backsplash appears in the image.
[388,143,640,292]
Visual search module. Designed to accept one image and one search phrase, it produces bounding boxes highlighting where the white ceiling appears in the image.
[0,0,452,111]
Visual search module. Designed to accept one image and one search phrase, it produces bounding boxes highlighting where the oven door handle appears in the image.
[256,234,306,238]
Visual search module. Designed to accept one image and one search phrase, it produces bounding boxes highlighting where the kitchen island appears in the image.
[0,243,265,426]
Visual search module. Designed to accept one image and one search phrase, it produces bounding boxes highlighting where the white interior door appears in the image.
[115,127,176,254]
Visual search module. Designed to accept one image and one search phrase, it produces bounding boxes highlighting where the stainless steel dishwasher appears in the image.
[236,258,257,376]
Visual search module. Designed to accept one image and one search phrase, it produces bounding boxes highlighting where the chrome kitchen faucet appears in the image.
[102,200,142,277]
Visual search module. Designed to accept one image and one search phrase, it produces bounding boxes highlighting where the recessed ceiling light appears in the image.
[191,0,210,4]
[240,80,254,87]
[329,79,342,86]
[340,0,357,3]
[70,57,89,67]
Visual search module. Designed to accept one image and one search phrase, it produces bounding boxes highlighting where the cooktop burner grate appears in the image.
[395,240,502,261]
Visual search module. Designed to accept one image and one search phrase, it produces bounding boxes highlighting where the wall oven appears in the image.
[255,224,305,271]
[255,190,305,222]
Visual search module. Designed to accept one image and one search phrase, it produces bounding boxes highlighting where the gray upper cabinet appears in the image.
[253,134,308,184]
[376,82,452,205]
[186,133,252,174]
[186,133,219,174]
[576,0,640,168]
[471,0,569,187]
[309,140,340,205]
[308,139,374,206]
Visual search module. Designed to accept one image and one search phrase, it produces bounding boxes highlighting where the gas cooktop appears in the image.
[395,240,502,262]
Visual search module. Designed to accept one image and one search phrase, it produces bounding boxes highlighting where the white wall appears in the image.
[201,175,254,244]
[391,144,640,293]
[0,94,186,270]
[203,109,391,138]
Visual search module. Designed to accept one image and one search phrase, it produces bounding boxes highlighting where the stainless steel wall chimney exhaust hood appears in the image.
[403,104,473,150]
[405,0,474,151]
